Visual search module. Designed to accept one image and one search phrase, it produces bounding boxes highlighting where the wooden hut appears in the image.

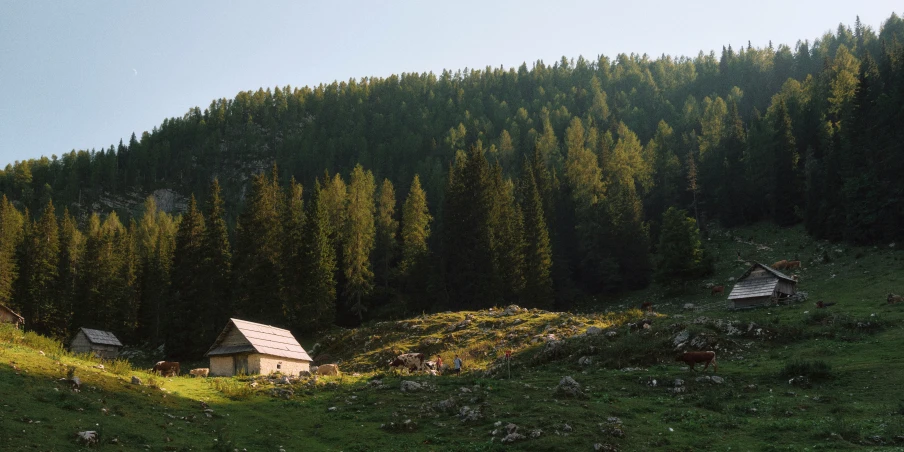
[69,328,123,359]
[727,263,797,309]
[0,304,24,329]
[205,318,312,377]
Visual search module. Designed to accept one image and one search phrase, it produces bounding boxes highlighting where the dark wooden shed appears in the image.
[0,304,24,329]
[727,263,797,309]
[69,328,123,359]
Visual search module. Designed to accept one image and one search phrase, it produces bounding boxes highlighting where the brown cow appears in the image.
[152,361,180,377]
[676,351,717,372]
[710,285,725,296]
[785,260,801,270]
[316,363,340,376]
[640,301,653,313]
[772,260,788,270]
[888,294,904,304]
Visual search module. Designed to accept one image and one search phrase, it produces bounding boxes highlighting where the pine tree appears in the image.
[400,175,432,278]
[167,196,206,357]
[343,165,376,321]
[520,166,554,308]
[490,163,525,301]
[374,179,398,291]
[772,99,798,225]
[299,180,337,332]
[135,197,176,346]
[280,178,305,324]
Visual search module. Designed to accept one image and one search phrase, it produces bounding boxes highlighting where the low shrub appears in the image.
[107,358,133,376]
[210,378,253,400]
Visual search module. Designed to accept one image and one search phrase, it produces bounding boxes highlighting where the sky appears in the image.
[0,1,899,166]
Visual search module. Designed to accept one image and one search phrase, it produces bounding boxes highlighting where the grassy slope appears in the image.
[3,223,904,451]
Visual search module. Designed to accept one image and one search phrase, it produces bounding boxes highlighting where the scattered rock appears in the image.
[298,370,311,378]
[501,432,526,443]
[673,378,684,387]
[458,406,482,422]
[672,330,690,347]
[563,423,572,432]
[502,305,522,316]
[683,303,695,310]
[586,326,603,335]
[435,398,456,412]
[578,356,592,366]
[400,381,422,392]
[131,376,142,385]
[530,429,543,438]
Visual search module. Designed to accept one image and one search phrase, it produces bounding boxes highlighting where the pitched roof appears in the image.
[740,263,796,282]
[77,328,123,347]
[205,318,311,361]
[728,277,779,300]
[728,263,796,300]
[0,304,24,321]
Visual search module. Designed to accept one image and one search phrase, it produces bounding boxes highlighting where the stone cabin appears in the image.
[205,318,312,377]
[727,262,797,309]
[69,328,123,359]
[0,304,24,329]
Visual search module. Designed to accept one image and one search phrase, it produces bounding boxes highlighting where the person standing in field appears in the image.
[436,355,444,374]
[453,355,463,375]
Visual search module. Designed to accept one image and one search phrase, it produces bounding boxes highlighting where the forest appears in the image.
[0,14,903,357]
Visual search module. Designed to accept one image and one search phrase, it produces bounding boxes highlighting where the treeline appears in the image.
[1,14,904,352]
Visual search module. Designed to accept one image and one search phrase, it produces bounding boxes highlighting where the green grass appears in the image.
[3,222,904,450]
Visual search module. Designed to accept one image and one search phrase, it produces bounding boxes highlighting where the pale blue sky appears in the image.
[0,1,899,166]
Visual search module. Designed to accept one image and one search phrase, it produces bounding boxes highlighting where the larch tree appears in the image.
[343,165,376,321]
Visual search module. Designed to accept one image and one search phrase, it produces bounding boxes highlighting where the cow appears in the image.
[676,351,717,372]
[152,361,180,377]
[710,285,725,296]
[772,260,788,270]
[316,363,340,376]
[389,353,427,373]
[640,301,653,313]
[189,368,209,378]
[888,293,904,304]
[785,260,801,270]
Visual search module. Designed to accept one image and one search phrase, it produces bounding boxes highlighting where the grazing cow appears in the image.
[152,361,180,377]
[676,351,717,372]
[316,363,340,376]
[189,368,209,378]
[888,294,904,304]
[710,285,725,296]
[640,301,653,313]
[389,353,427,373]
[772,260,788,270]
[785,260,801,270]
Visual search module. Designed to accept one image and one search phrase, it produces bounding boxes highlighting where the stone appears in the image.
[502,304,522,316]
[131,376,142,385]
[298,371,311,378]
[673,378,684,387]
[435,398,456,412]
[578,356,592,366]
[672,330,689,346]
[530,429,543,438]
[683,303,695,310]
[458,406,482,422]
[586,326,603,335]
[400,380,422,392]
[500,432,526,443]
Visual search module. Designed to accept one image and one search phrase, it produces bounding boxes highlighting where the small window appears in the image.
[277,362,282,370]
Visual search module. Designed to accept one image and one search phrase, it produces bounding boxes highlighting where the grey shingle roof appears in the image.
[79,328,123,347]
[728,278,778,300]
[205,318,311,361]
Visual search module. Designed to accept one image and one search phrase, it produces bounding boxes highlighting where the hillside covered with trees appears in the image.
[0,14,903,356]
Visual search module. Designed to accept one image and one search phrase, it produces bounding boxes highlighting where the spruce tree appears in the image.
[21,201,60,335]
[657,207,709,283]
[168,196,206,357]
[772,99,798,225]
[280,177,305,323]
[199,179,232,341]
[520,166,554,308]
[135,197,176,346]
[299,180,337,332]
[399,175,432,280]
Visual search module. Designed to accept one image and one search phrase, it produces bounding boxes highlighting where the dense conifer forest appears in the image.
[1,14,903,357]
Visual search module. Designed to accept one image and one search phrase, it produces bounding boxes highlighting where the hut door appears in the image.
[234,355,249,375]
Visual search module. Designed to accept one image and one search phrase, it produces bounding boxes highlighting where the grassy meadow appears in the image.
[3,223,904,451]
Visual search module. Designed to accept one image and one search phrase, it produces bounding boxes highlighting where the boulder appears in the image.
[578,356,592,366]
[554,376,583,398]
[501,432,526,443]
[586,326,603,335]
[458,405,482,422]
[672,330,689,347]
[131,376,142,385]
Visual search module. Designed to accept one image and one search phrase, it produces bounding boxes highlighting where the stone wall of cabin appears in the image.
[250,354,310,376]
[210,356,234,377]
